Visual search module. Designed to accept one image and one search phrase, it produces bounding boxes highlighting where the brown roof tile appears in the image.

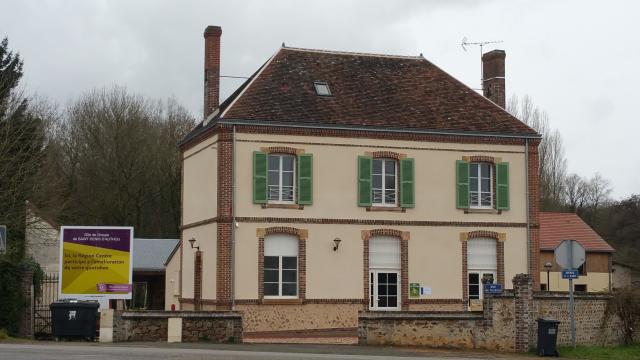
[219,47,537,135]
[540,212,614,252]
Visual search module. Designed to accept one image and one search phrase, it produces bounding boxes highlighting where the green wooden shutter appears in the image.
[456,160,470,209]
[400,158,415,208]
[297,154,313,205]
[357,156,372,207]
[496,162,510,210]
[253,151,268,204]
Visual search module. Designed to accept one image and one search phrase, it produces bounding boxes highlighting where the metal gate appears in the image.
[33,273,59,338]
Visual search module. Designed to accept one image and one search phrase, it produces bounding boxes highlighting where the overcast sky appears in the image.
[2,0,638,199]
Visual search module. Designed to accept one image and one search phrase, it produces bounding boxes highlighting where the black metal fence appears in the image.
[33,272,59,338]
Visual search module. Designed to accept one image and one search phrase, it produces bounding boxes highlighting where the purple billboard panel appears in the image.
[63,228,132,252]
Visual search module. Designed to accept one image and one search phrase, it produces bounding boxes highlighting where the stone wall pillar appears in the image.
[513,274,533,352]
[20,269,34,338]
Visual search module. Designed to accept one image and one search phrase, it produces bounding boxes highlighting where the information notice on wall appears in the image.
[59,226,133,300]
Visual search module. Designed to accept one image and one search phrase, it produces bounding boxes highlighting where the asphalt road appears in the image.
[0,343,503,360]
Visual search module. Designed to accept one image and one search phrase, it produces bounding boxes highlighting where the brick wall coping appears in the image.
[121,311,242,319]
[533,292,613,300]
[359,311,484,320]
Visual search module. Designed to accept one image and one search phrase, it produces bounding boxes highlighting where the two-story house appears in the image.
[170,25,541,335]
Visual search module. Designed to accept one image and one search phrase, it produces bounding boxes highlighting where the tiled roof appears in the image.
[540,212,614,252]
[181,46,537,146]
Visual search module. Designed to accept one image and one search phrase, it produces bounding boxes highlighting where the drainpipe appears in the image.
[231,125,236,310]
[525,138,531,281]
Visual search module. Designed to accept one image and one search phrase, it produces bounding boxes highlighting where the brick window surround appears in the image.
[361,229,410,311]
[260,146,305,156]
[257,226,308,303]
[460,230,506,309]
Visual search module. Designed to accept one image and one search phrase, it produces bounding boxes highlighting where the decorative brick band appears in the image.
[232,298,364,305]
[257,227,307,301]
[259,146,305,156]
[361,229,410,241]
[362,229,409,311]
[257,226,309,240]
[239,217,528,228]
[179,123,537,152]
[365,150,407,160]
[459,230,506,242]
[408,298,465,304]
[462,155,502,163]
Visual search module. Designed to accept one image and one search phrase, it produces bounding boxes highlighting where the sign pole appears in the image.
[569,240,576,348]
[569,277,575,348]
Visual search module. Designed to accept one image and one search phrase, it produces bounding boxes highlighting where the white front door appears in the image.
[468,271,496,302]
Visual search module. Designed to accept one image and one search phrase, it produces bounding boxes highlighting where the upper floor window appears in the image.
[268,154,295,203]
[358,155,414,209]
[253,150,313,206]
[470,163,492,208]
[372,158,397,206]
[456,159,509,211]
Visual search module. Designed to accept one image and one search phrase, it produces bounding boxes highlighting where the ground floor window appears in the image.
[264,234,298,298]
[467,238,497,305]
[369,236,401,310]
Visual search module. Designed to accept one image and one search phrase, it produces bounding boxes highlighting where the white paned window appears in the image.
[264,234,298,298]
[467,238,497,301]
[372,159,397,206]
[268,154,295,203]
[369,236,401,310]
[470,163,492,208]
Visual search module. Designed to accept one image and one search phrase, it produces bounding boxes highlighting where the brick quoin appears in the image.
[527,139,541,289]
[216,128,233,310]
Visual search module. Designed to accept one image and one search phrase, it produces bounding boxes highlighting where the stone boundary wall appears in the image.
[112,311,242,343]
[359,274,636,352]
[532,292,639,347]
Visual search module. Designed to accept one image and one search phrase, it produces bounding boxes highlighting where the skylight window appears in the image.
[314,81,331,96]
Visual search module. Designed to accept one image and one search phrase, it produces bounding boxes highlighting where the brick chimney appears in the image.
[204,25,222,118]
[482,50,506,108]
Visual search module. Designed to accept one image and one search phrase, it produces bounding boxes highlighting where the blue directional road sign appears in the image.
[562,269,579,279]
[483,283,503,294]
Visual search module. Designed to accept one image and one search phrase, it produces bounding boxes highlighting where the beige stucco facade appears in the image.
[180,131,534,331]
[165,245,182,310]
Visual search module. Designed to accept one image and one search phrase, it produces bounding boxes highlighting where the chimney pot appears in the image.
[204,25,222,118]
[482,49,506,108]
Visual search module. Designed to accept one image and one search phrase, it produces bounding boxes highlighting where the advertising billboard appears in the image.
[59,226,133,299]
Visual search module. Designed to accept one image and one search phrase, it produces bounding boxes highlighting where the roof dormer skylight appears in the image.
[313,81,331,96]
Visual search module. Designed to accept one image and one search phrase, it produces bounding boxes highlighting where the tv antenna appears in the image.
[461,37,503,90]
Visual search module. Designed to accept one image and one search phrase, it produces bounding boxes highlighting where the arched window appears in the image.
[369,236,400,310]
[264,234,298,298]
[467,238,497,302]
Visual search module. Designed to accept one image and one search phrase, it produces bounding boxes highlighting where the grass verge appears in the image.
[557,344,640,360]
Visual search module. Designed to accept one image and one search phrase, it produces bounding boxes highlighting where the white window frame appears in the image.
[372,158,398,207]
[263,255,298,299]
[469,162,493,209]
[267,154,296,204]
[467,270,496,301]
[369,269,401,311]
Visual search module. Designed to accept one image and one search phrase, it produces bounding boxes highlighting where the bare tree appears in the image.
[587,172,612,225]
[508,95,567,210]
[564,173,590,212]
[44,86,195,238]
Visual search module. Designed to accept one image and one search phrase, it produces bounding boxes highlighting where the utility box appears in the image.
[536,318,560,357]
[50,300,99,341]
